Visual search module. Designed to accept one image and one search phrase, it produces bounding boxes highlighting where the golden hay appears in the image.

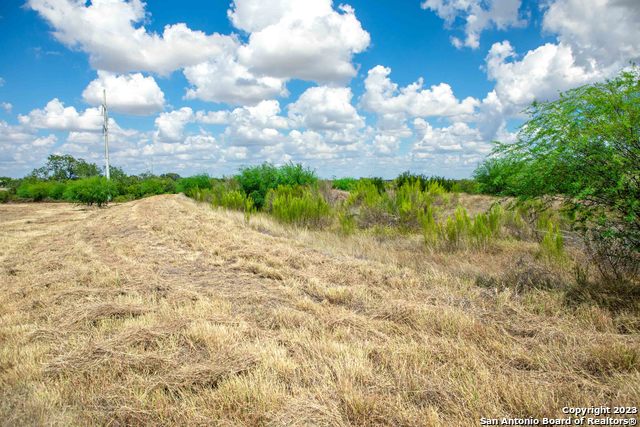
[0,195,638,426]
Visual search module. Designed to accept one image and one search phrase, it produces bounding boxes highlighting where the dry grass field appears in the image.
[1,194,638,426]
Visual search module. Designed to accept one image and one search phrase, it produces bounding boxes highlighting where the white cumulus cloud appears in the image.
[32,134,58,147]
[412,119,491,163]
[421,0,525,49]
[183,48,288,105]
[18,99,104,132]
[154,108,194,143]
[288,86,364,132]
[362,65,479,119]
[224,100,289,146]
[82,71,165,115]
[28,0,235,75]
[543,0,640,69]
[470,0,640,147]
[485,41,604,109]
[231,0,370,83]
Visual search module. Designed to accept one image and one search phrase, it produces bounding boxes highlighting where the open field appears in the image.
[1,195,638,426]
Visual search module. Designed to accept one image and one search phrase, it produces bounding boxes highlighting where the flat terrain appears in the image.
[1,195,638,426]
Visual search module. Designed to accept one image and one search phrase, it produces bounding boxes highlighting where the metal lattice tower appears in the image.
[102,89,111,180]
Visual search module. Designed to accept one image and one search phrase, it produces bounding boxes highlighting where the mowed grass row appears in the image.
[0,195,638,426]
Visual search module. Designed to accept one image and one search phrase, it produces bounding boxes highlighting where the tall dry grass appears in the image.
[0,195,638,426]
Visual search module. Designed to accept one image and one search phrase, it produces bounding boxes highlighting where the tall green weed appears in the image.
[267,185,330,227]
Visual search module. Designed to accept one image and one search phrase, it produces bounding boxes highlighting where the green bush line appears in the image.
[7,157,570,262]
[187,166,560,259]
[395,171,480,194]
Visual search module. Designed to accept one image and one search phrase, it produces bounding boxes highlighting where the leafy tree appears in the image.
[473,157,523,195]
[331,177,358,191]
[131,177,177,197]
[176,175,212,195]
[0,177,21,196]
[108,166,128,181]
[235,163,317,208]
[30,154,101,181]
[0,177,14,188]
[480,66,639,277]
[17,181,67,201]
[366,177,387,194]
[63,176,116,207]
[160,173,181,181]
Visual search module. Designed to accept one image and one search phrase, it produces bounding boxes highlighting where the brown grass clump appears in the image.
[0,195,638,426]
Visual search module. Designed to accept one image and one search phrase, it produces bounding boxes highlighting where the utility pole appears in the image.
[102,89,111,180]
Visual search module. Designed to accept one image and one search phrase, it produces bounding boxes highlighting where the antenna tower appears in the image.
[102,89,111,180]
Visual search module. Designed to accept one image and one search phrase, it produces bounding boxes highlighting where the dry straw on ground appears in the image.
[0,194,638,426]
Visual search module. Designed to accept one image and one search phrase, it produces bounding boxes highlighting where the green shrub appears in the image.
[48,182,67,200]
[420,205,440,246]
[345,179,391,228]
[451,179,481,194]
[347,179,386,207]
[243,197,255,223]
[346,179,450,230]
[487,204,504,236]
[338,210,356,235]
[236,163,317,209]
[395,172,472,193]
[236,164,278,208]
[277,163,318,187]
[470,213,492,247]
[366,177,386,194]
[392,181,432,229]
[443,207,472,248]
[133,177,176,197]
[332,177,358,191]
[0,191,9,203]
[17,182,46,201]
[220,190,247,211]
[16,181,66,201]
[267,185,330,227]
[208,183,255,222]
[472,157,523,195]
[63,177,117,207]
[176,175,212,196]
[539,222,565,262]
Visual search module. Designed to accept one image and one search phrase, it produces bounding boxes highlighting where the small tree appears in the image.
[30,154,101,181]
[235,163,317,209]
[486,66,639,279]
[64,177,116,207]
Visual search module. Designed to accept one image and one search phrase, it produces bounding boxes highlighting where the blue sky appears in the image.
[0,0,638,178]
